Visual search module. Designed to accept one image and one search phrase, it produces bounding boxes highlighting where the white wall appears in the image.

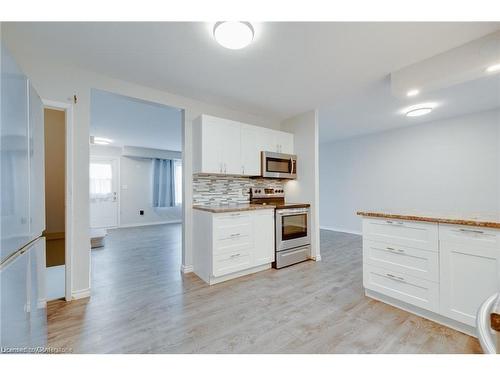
[3,32,281,296]
[90,145,182,227]
[120,156,181,226]
[319,109,500,234]
[281,110,321,260]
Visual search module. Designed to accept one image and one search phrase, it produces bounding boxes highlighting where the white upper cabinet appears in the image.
[194,115,241,175]
[194,115,294,176]
[221,120,241,175]
[240,124,260,176]
[256,128,294,154]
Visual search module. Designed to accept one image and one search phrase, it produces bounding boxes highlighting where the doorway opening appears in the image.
[43,108,66,301]
[88,89,183,288]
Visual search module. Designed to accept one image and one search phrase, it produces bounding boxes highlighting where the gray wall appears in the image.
[319,109,500,234]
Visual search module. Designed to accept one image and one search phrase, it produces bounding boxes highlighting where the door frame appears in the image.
[42,99,74,302]
[89,155,120,229]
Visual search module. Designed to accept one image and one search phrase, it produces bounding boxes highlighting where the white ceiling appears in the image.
[4,22,500,122]
[90,89,182,151]
[319,74,500,143]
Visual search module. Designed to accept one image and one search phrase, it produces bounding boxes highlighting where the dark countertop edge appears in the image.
[193,205,276,213]
[275,203,311,209]
[357,211,500,229]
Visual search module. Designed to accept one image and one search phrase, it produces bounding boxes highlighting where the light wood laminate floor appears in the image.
[47,224,482,353]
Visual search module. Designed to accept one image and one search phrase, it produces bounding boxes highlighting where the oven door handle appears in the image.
[277,210,309,216]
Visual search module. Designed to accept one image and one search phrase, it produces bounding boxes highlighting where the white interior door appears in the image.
[89,157,118,228]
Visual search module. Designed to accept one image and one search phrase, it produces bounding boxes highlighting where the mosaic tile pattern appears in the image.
[193,175,285,205]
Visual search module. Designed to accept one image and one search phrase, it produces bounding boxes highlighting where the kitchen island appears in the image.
[357,210,500,337]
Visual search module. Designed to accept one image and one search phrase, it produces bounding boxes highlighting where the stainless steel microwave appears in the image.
[261,151,297,179]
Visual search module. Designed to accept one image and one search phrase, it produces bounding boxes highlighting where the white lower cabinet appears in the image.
[439,225,500,326]
[362,217,500,333]
[364,264,439,312]
[193,209,275,285]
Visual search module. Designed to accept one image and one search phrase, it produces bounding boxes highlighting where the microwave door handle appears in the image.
[289,158,293,174]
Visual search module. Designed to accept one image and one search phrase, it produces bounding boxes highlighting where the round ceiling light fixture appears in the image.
[406,107,433,117]
[213,21,254,50]
[406,89,420,97]
[486,63,500,73]
[404,102,437,117]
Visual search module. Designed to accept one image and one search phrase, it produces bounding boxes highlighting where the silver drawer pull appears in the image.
[386,247,405,254]
[386,220,404,225]
[230,233,241,238]
[386,273,405,282]
[458,228,485,234]
[230,213,241,217]
[230,253,241,258]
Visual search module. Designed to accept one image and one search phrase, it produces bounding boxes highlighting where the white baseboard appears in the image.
[72,288,91,300]
[119,220,182,229]
[181,264,194,273]
[320,225,362,236]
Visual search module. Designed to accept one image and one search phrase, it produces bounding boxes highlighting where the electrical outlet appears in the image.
[139,210,144,216]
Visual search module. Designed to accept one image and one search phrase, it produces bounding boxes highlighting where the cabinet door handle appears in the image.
[386,220,404,226]
[386,247,405,254]
[459,228,485,234]
[224,163,227,174]
[230,233,241,238]
[386,273,405,282]
[242,165,245,175]
[230,253,241,258]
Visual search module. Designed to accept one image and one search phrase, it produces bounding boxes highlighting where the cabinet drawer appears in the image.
[364,264,439,312]
[213,250,251,277]
[363,240,439,282]
[363,218,438,251]
[215,222,252,242]
[214,211,252,224]
[214,235,253,255]
[439,224,500,250]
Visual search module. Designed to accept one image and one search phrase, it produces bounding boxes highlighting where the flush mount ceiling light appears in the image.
[91,136,113,145]
[406,89,420,97]
[486,63,500,73]
[403,102,437,117]
[213,21,254,50]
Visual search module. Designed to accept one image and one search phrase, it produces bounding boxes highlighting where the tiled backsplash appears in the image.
[193,175,285,205]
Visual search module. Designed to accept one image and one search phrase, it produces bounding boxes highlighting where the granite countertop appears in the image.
[193,203,276,213]
[357,210,500,229]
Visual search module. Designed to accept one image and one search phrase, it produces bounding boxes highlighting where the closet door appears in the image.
[1,46,30,261]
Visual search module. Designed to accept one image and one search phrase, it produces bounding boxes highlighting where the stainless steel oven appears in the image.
[261,151,297,179]
[275,207,311,268]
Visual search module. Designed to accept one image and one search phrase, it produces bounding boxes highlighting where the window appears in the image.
[89,163,113,201]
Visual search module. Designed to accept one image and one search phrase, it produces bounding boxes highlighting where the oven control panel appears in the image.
[250,187,285,199]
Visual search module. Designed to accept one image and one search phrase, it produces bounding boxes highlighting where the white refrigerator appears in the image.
[0,45,47,350]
